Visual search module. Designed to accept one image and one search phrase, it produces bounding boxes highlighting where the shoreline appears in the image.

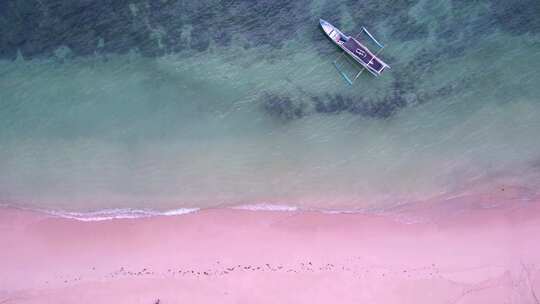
[1,183,537,223]
[1,200,540,303]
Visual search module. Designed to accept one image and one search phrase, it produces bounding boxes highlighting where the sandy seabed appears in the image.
[1,198,539,304]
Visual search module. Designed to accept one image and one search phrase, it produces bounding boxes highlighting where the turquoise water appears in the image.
[0,0,539,212]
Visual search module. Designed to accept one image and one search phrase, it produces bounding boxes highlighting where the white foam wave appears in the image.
[0,201,405,222]
[43,207,200,222]
[4,194,502,224]
[231,203,299,212]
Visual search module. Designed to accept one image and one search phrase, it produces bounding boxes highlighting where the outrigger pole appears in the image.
[333,52,355,85]
[361,27,384,49]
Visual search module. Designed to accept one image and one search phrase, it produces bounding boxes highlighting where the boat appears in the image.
[320,19,390,84]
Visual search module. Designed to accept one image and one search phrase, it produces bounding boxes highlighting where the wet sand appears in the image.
[1,201,539,304]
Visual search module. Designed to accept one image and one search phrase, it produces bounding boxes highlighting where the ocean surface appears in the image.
[1,0,539,215]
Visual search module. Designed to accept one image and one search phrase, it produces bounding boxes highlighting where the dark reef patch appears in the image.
[262,70,426,121]
[0,0,312,59]
[350,95,406,119]
[1,0,537,60]
[312,94,353,115]
[262,93,307,122]
[312,90,408,120]
[489,0,540,35]
[344,0,422,39]
[261,90,413,122]
[390,15,429,42]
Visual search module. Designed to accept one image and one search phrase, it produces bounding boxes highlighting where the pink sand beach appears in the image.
[1,198,539,304]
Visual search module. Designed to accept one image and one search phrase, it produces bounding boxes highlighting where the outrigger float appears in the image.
[320,19,390,85]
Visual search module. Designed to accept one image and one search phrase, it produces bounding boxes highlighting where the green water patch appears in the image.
[1,28,539,211]
[1,0,539,211]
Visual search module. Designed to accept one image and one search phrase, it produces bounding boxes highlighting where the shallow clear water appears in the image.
[1,0,539,212]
